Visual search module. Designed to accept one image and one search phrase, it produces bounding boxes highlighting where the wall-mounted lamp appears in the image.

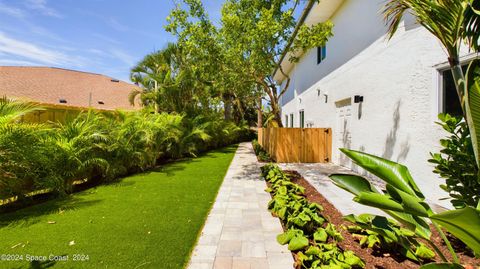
[317,89,321,96]
[59,99,67,104]
[354,95,364,103]
[323,91,329,103]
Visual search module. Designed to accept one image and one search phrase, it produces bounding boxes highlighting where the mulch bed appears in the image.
[281,170,479,269]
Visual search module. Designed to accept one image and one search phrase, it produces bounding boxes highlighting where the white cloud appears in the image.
[0,59,40,66]
[0,2,26,18]
[0,32,71,65]
[24,0,62,18]
[110,49,137,67]
[106,17,129,32]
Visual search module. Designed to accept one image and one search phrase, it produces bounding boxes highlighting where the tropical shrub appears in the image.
[252,139,272,162]
[261,164,365,269]
[329,149,480,268]
[429,114,480,208]
[0,98,252,201]
[344,214,435,262]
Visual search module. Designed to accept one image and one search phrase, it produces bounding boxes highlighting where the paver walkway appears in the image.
[187,142,293,269]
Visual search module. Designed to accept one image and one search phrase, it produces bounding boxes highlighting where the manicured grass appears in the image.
[0,145,237,269]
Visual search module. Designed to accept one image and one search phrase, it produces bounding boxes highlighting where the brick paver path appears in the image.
[187,143,293,269]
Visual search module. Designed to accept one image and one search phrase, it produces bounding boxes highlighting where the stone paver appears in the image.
[187,143,294,269]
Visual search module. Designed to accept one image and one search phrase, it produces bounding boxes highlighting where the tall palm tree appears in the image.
[130,43,183,113]
[383,0,480,166]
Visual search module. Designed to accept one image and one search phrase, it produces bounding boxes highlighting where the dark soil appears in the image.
[282,170,480,269]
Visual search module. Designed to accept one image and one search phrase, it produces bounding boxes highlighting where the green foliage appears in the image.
[429,113,480,208]
[166,0,334,126]
[252,139,272,162]
[330,149,480,266]
[0,100,252,201]
[0,146,237,268]
[344,214,435,262]
[261,164,364,269]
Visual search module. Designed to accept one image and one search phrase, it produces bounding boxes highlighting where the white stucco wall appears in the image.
[279,0,465,207]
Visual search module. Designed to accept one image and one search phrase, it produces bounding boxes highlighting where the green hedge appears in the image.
[0,109,253,201]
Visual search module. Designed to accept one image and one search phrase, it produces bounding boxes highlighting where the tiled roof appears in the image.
[0,66,141,111]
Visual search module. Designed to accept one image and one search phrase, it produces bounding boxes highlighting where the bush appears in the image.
[0,104,252,200]
[429,113,480,208]
[252,139,272,162]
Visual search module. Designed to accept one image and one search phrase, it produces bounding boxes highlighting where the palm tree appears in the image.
[383,0,480,166]
[130,43,182,113]
[0,96,43,125]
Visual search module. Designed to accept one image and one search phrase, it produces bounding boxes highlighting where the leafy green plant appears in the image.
[252,139,272,162]
[344,214,435,262]
[329,149,480,268]
[429,113,480,208]
[261,164,364,269]
[0,103,251,202]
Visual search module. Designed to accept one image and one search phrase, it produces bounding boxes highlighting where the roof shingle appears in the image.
[0,66,141,111]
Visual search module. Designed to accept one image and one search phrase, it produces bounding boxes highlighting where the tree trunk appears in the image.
[257,96,263,128]
[449,60,467,117]
[224,95,232,121]
[271,98,283,127]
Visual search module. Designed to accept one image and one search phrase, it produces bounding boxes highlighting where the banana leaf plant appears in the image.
[329,148,480,268]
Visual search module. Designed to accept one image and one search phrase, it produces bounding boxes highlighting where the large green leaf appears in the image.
[419,263,464,269]
[430,206,480,254]
[288,234,309,251]
[329,174,379,195]
[354,192,405,212]
[465,59,480,167]
[339,149,424,198]
[386,185,431,217]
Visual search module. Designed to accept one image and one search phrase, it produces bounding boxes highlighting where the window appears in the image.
[317,46,326,64]
[299,110,305,128]
[285,115,288,127]
[441,66,467,117]
[290,113,294,128]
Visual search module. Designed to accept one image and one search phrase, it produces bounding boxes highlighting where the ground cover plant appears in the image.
[252,139,273,162]
[344,214,435,262]
[0,146,236,269]
[261,164,365,269]
[0,97,252,205]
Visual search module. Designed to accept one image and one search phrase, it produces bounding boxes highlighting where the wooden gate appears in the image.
[258,128,332,163]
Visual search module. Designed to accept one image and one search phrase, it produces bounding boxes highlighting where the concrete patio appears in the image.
[187,143,294,269]
[278,163,386,217]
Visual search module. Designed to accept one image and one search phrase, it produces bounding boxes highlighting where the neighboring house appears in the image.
[273,0,479,207]
[0,66,140,122]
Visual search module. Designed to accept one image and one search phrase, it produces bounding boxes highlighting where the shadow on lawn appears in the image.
[149,144,238,177]
[13,260,58,269]
[0,195,102,229]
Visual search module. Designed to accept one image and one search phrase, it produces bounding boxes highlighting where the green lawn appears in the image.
[0,145,237,269]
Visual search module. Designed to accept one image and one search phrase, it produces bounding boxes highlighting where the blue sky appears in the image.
[0,0,224,82]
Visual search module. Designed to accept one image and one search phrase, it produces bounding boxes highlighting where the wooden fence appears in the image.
[258,128,332,163]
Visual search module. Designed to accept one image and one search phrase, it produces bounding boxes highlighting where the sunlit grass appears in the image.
[0,145,237,269]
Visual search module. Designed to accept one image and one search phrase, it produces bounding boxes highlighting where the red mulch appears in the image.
[281,170,480,269]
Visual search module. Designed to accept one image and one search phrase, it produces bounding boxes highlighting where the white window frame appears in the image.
[433,53,479,121]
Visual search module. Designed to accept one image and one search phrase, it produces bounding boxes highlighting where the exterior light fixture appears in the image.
[354,95,364,103]
[98,101,105,105]
[59,99,67,104]
[323,91,328,103]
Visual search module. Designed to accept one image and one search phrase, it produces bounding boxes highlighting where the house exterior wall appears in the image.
[279,0,462,207]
